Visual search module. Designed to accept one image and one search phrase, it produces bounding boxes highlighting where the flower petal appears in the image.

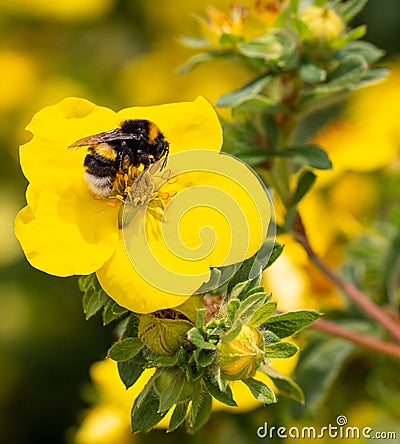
[14,182,120,276]
[96,238,192,313]
[20,97,118,187]
[117,96,223,154]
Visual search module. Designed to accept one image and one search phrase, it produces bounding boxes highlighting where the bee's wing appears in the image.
[68,129,141,150]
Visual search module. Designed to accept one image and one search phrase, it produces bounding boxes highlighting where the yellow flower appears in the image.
[15,97,223,313]
[15,97,269,312]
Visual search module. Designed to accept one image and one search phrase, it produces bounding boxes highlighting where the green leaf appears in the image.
[177,50,227,74]
[187,386,212,433]
[220,33,244,46]
[108,338,143,362]
[151,354,179,368]
[158,371,186,413]
[227,241,279,295]
[262,330,282,345]
[336,0,368,22]
[236,292,269,322]
[331,26,367,50]
[178,36,211,48]
[299,63,327,83]
[81,274,110,320]
[248,301,277,327]
[243,377,276,404]
[327,54,367,87]
[339,41,385,64]
[118,348,147,389]
[280,144,332,170]
[131,388,168,433]
[290,16,311,40]
[226,298,240,323]
[217,75,272,108]
[187,328,216,350]
[102,300,129,325]
[229,145,272,166]
[196,308,206,328]
[232,95,289,117]
[193,349,215,367]
[238,35,282,59]
[263,310,321,338]
[293,338,355,414]
[221,318,242,343]
[168,401,189,433]
[245,285,266,297]
[264,341,299,358]
[290,170,317,206]
[264,241,284,269]
[260,365,304,403]
[229,280,252,300]
[204,377,237,407]
[352,67,389,89]
[196,268,222,294]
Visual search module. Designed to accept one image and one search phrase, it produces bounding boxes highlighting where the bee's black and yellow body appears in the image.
[69,119,169,197]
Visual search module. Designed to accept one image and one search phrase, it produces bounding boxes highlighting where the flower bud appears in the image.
[154,368,195,402]
[300,6,345,47]
[216,325,265,380]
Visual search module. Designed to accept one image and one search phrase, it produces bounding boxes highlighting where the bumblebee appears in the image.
[69,119,169,197]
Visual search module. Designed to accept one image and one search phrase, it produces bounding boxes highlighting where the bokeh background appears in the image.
[1,0,400,443]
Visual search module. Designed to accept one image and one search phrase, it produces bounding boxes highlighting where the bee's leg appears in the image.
[137,150,151,167]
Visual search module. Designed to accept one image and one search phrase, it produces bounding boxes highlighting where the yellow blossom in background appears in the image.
[0,0,115,21]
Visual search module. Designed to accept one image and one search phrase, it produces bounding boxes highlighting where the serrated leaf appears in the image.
[177,50,227,74]
[293,338,355,414]
[221,318,242,343]
[280,145,332,170]
[168,401,189,433]
[236,292,269,322]
[158,371,186,413]
[187,328,216,350]
[217,75,272,107]
[243,377,276,404]
[204,377,237,407]
[102,300,129,325]
[187,386,212,433]
[131,388,168,433]
[264,341,299,358]
[260,365,304,403]
[263,310,321,338]
[108,338,143,362]
[249,301,277,327]
[118,349,147,389]
[290,170,317,206]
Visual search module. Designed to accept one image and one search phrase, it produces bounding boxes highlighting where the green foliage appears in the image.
[79,274,128,324]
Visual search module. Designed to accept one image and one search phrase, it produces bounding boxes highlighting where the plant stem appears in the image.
[312,318,400,360]
[293,214,400,343]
